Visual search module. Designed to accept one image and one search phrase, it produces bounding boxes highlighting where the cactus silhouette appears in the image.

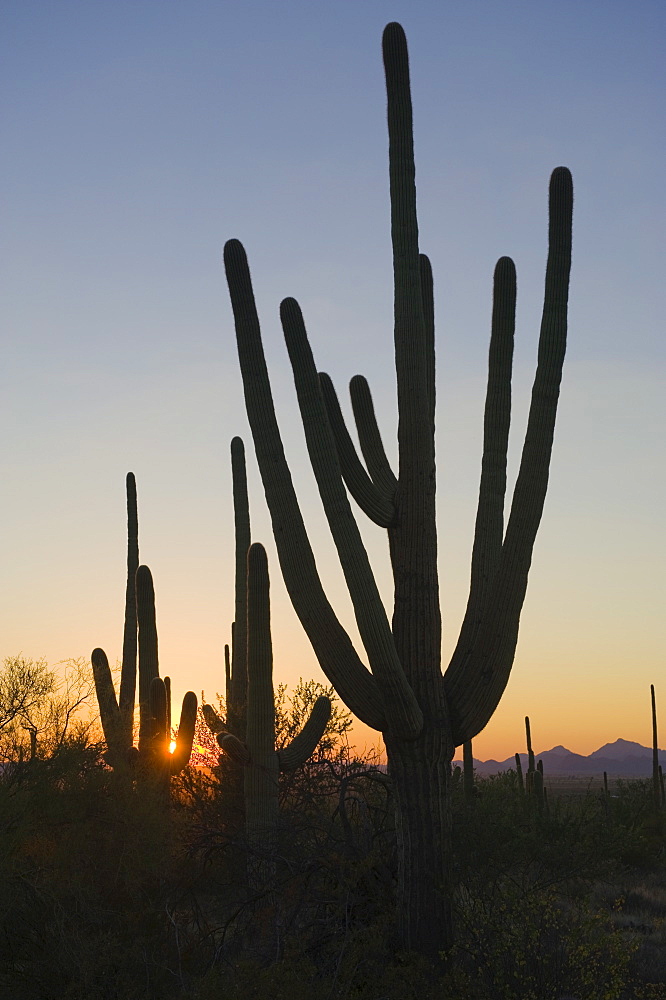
[223,22,572,953]
[651,684,662,811]
[135,564,197,781]
[91,477,196,780]
[202,440,331,870]
[91,472,139,769]
[523,715,545,812]
[208,542,331,886]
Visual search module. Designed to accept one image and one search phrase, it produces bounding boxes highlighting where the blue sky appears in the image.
[2,1,664,759]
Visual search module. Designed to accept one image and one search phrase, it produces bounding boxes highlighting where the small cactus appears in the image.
[651,684,662,812]
[523,715,544,811]
[515,752,525,795]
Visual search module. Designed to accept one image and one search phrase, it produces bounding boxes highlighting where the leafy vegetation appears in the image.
[1,658,665,998]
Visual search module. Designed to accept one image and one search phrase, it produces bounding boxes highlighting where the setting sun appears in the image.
[169,740,176,754]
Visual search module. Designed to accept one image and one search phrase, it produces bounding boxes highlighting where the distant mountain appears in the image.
[453,739,666,778]
[589,738,656,760]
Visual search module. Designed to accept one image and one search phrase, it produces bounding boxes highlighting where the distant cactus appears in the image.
[91,474,197,781]
[651,684,662,812]
[515,752,525,795]
[135,565,197,782]
[91,472,139,769]
[208,543,331,886]
[523,716,545,812]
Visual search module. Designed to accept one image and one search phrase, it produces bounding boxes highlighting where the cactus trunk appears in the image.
[386,733,453,954]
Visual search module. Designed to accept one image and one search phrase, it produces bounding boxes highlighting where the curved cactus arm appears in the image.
[447,257,516,690]
[281,296,423,741]
[349,375,398,496]
[202,702,226,735]
[118,472,138,738]
[444,168,572,745]
[224,238,386,733]
[91,647,121,752]
[319,373,395,527]
[136,565,160,752]
[170,690,198,773]
[219,732,251,765]
[278,695,332,772]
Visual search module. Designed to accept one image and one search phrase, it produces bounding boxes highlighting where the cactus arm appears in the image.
[515,752,525,794]
[281,296,423,740]
[149,675,169,757]
[170,690,198,773]
[383,25,434,484]
[349,375,398,495]
[419,254,435,425]
[278,695,332,771]
[318,373,395,527]
[219,732,251,765]
[224,643,231,714]
[446,257,516,697]
[202,702,225,735]
[526,716,535,772]
[444,168,572,745]
[91,647,121,752]
[229,436,250,739]
[245,544,276,758]
[164,675,172,736]
[147,676,197,775]
[224,238,386,732]
[118,472,138,741]
[136,565,160,753]
[383,24,441,714]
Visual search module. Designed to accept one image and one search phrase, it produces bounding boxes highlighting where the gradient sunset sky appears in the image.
[2,1,664,762]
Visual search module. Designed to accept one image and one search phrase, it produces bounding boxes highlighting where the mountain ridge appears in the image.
[454,738,666,777]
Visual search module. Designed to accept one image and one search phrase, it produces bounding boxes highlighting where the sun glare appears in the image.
[169,740,177,754]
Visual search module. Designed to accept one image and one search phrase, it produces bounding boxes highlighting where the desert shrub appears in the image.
[452,877,635,1000]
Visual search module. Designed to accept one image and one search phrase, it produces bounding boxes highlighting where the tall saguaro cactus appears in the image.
[223,23,572,955]
[91,472,139,769]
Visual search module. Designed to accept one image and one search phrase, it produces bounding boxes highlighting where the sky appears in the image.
[2,0,664,763]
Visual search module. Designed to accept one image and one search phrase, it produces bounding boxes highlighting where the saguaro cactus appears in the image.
[135,564,197,780]
[226,436,251,741]
[223,23,572,954]
[207,543,331,886]
[651,684,662,812]
[91,472,139,769]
